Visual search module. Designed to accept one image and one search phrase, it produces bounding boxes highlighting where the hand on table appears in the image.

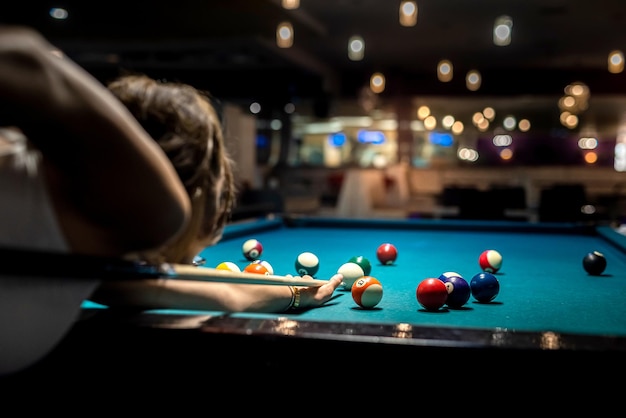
[294,273,343,309]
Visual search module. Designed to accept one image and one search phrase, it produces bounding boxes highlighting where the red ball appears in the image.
[351,276,383,309]
[478,249,503,273]
[416,278,448,311]
[376,243,398,265]
[242,239,263,261]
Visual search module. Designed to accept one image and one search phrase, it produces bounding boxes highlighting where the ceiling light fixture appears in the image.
[493,15,513,46]
[466,70,481,91]
[370,72,386,93]
[276,22,294,48]
[608,50,624,74]
[437,60,453,82]
[281,0,299,10]
[348,35,365,61]
[399,1,418,27]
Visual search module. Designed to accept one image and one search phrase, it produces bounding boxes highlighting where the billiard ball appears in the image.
[470,272,500,303]
[295,251,320,276]
[438,271,462,281]
[583,251,607,275]
[438,274,471,308]
[242,239,263,261]
[216,261,241,272]
[416,278,448,311]
[244,262,269,275]
[479,249,503,273]
[337,262,365,290]
[252,259,274,275]
[348,255,372,276]
[376,243,398,265]
[351,276,383,309]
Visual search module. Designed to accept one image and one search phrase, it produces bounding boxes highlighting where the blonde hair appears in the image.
[108,74,236,263]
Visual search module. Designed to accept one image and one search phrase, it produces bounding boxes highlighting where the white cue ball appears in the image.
[337,262,365,291]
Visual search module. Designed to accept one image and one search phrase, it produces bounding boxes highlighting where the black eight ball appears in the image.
[583,251,607,275]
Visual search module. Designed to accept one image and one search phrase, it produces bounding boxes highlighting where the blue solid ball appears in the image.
[440,274,471,308]
[470,272,500,303]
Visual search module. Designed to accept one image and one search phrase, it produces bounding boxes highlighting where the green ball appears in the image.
[295,251,320,276]
[348,255,371,276]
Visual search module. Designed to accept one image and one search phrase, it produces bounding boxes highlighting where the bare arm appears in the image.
[0,26,190,255]
[89,273,344,313]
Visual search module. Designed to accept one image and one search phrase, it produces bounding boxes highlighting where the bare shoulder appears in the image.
[0,25,51,59]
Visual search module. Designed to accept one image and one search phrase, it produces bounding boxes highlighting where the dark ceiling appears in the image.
[3,0,626,131]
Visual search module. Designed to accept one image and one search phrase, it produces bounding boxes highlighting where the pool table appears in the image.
[6,215,626,396]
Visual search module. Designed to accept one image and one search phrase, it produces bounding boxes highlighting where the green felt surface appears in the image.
[83,218,626,337]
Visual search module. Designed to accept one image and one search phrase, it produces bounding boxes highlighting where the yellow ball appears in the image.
[216,261,241,272]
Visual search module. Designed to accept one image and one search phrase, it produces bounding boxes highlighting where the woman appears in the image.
[0,26,342,314]
[92,74,343,312]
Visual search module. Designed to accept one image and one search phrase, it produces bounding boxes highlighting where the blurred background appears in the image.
[5,0,626,223]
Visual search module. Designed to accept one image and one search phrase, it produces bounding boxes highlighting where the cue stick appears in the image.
[164,264,328,287]
[0,246,329,287]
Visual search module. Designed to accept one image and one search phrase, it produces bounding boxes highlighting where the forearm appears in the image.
[90,273,343,313]
[89,280,295,313]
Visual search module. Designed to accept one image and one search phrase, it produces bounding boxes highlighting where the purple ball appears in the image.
[439,274,471,308]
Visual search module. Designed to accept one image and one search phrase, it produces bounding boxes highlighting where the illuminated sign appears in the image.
[429,131,453,147]
[357,130,385,144]
[329,132,347,146]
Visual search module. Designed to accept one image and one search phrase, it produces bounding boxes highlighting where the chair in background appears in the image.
[440,186,496,220]
[538,184,587,222]
[441,185,528,221]
[488,185,528,221]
